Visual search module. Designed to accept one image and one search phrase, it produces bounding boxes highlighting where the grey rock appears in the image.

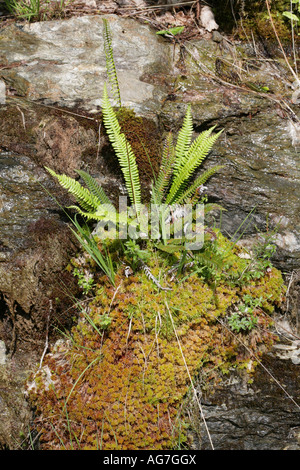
[188,353,300,450]
[0,15,172,116]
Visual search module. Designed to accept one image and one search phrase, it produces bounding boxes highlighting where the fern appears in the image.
[45,167,116,221]
[75,169,112,205]
[165,127,222,205]
[101,85,142,211]
[173,165,224,205]
[151,132,175,205]
[45,167,100,213]
[102,18,121,107]
[151,108,222,208]
[172,104,193,179]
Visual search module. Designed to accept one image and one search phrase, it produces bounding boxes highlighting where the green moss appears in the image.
[234,0,298,43]
[27,231,285,450]
[213,0,299,46]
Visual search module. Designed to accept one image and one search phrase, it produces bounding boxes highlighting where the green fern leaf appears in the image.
[174,165,224,205]
[101,85,141,209]
[151,132,175,204]
[165,128,222,205]
[103,18,121,107]
[45,167,100,213]
[173,105,193,178]
[67,205,114,221]
[193,248,224,271]
[75,169,112,205]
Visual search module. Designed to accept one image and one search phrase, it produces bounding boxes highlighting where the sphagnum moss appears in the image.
[27,245,285,450]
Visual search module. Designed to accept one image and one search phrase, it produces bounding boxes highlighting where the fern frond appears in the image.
[184,128,223,173]
[173,105,193,178]
[165,128,222,205]
[45,167,100,213]
[67,205,114,221]
[102,18,121,107]
[193,248,224,271]
[151,132,175,205]
[75,169,112,205]
[101,85,141,209]
[174,165,224,205]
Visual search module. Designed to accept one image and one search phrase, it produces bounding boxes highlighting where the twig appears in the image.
[16,105,26,130]
[118,2,196,11]
[265,0,300,87]
[285,270,295,314]
[96,121,102,160]
[7,96,97,121]
[39,299,52,369]
[106,280,123,316]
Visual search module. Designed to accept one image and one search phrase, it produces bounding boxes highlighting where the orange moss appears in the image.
[28,248,284,449]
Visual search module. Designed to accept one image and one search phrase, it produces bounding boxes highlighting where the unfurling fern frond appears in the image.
[102,18,121,107]
[142,263,172,291]
[101,85,141,210]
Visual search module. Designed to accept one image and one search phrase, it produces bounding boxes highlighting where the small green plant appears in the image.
[228,294,263,333]
[97,312,112,330]
[5,0,41,19]
[156,26,185,37]
[123,239,151,271]
[73,267,95,295]
[237,223,278,284]
[4,0,71,21]
[283,0,300,27]
[228,310,256,333]
[70,216,116,286]
[252,233,277,271]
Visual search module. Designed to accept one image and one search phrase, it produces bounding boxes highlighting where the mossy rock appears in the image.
[27,231,285,450]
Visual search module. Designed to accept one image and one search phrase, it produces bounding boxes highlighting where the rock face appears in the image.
[0,150,79,345]
[0,150,79,449]
[192,351,300,450]
[0,15,299,272]
[0,13,299,449]
[0,15,172,115]
[159,39,300,272]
